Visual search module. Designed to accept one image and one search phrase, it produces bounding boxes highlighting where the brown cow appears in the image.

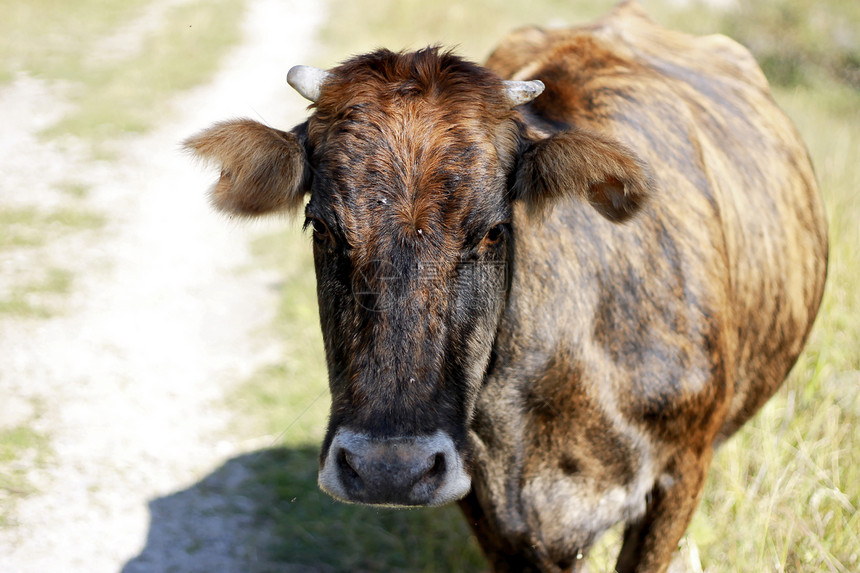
[185,2,828,571]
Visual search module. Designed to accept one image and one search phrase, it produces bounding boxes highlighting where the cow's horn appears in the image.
[287,65,330,102]
[503,80,545,107]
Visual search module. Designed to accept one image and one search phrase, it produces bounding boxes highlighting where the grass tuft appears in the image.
[0,417,50,527]
[0,267,75,318]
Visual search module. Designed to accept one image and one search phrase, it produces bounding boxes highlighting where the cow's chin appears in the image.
[317,428,472,507]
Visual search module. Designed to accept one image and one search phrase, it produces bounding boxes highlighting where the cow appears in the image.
[185,2,828,571]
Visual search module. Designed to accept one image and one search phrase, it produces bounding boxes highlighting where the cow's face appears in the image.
[185,49,651,507]
[300,51,531,507]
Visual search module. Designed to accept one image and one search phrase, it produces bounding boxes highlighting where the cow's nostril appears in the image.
[426,452,446,479]
[337,449,360,482]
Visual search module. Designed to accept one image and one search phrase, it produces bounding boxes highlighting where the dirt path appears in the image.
[0,0,323,570]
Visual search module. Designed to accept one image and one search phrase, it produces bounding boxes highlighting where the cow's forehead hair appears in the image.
[308,46,514,133]
[310,115,510,267]
[305,48,518,259]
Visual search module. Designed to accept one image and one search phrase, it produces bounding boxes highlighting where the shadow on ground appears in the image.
[123,445,486,572]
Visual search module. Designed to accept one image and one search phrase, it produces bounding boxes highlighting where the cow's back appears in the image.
[487,1,827,442]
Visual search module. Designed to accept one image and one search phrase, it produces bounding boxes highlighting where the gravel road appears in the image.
[0,0,323,570]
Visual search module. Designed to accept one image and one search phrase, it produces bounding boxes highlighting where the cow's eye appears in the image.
[305,217,331,243]
[483,223,507,247]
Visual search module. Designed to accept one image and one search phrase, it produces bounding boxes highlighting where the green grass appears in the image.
[237,224,327,446]
[0,207,105,249]
[687,83,860,573]
[57,181,91,199]
[314,0,612,68]
[0,0,150,82]
[1,0,246,145]
[0,204,103,317]
[0,267,75,318]
[0,207,103,317]
[0,417,50,527]
[228,1,859,571]
[714,0,860,90]
[42,0,247,145]
[245,447,484,572]
[0,424,48,465]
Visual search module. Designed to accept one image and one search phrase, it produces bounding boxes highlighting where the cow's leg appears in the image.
[615,448,712,573]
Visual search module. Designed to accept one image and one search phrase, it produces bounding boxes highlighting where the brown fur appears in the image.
[185,2,828,571]
[184,119,307,215]
[513,126,654,220]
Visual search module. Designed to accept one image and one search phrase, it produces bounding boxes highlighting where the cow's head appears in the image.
[186,48,652,507]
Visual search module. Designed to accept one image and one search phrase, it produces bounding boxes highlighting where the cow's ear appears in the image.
[184,119,309,216]
[512,128,653,222]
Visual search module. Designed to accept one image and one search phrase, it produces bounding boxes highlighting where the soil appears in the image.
[0,0,323,570]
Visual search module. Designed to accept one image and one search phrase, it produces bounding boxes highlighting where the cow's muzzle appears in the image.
[318,429,471,507]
